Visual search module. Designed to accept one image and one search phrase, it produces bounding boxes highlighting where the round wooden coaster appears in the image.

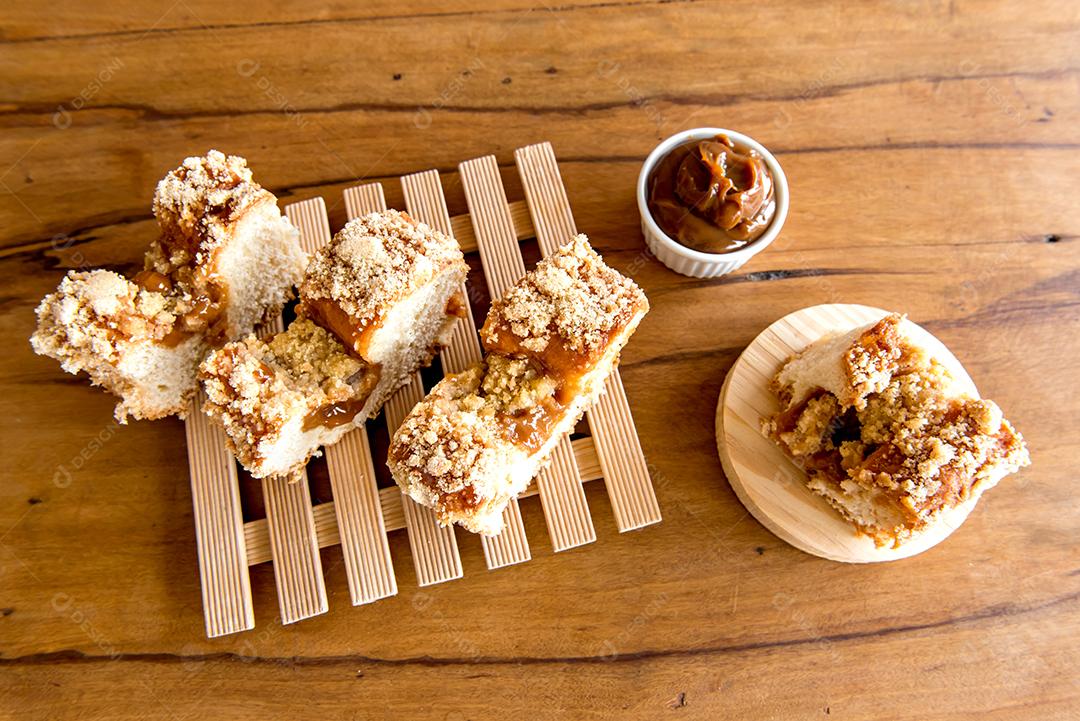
[715,303,982,563]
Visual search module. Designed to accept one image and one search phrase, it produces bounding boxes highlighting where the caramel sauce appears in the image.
[302,397,369,431]
[133,270,173,294]
[134,265,231,347]
[482,324,598,404]
[496,396,566,453]
[647,134,776,253]
[437,485,480,514]
[159,326,193,348]
[183,284,230,346]
[252,360,274,385]
[445,291,468,319]
[300,365,381,432]
[302,298,380,359]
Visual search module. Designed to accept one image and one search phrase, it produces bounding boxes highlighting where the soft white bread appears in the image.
[199,209,468,479]
[29,151,306,422]
[299,210,467,381]
[388,235,649,535]
[766,313,1030,547]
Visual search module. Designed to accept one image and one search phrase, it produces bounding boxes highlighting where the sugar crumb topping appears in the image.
[392,364,500,494]
[481,234,648,356]
[199,318,374,467]
[300,209,466,324]
[31,270,178,364]
[148,150,271,273]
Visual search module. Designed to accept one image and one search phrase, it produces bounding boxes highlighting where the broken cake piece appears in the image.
[199,210,468,479]
[764,313,1030,548]
[31,151,307,421]
[388,235,649,535]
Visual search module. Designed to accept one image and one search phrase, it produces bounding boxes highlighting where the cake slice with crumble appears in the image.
[388,235,649,535]
[199,210,468,479]
[30,151,307,421]
[764,313,1030,547]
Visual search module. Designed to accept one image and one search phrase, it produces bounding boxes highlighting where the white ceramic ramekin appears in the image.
[637,127,789,279]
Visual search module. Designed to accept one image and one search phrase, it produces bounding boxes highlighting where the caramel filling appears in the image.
[647,134,776,253]
[135,267,229,347]
[445,290,468,319]
[133,270,173,294]
[302,397,369,431]
[302,298,380,359]
[437,485,480,514]
[301,365,381,432]
[481,324,603,404]
[494,395,566,453]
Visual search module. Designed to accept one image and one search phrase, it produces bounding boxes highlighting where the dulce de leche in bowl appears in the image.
[637,127,789,278]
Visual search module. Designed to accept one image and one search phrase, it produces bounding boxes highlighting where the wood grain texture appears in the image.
[1,0,1078,719]
[401,169,532,569]
[347,183,466,588]
[284,197,398,607]
[515,142,661,532]
[184,391,254,637]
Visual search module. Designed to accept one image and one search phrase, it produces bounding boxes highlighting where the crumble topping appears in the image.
[391,363,506,500]
[32,270,179,363]
[300,210,466,326]
[144,150,285,342]
[149,150,270,269]
[842,313,920,409]
[391,355,560,495]
[766,314,1030,546]
[480,234,649,358]
[199,319,374,463]
[389,235,651,534]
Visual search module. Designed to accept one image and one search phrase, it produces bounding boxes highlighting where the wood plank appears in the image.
[243,201,330,625]
[183,392,254,637]
[285,197,397,606]
[345,182,464,587]
[515,141,661,532]
[259,473,326,624]
[459,154,596,552]
[3,2,1079,718]
[0,0,646,41]
[401,168,531,570]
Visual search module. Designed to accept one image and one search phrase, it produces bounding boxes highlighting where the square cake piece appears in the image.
[30,151,307,421]
[388,235,649,535]
[30,270,206,421]
[148,150,307,345]
[765,313,1030,547]
[199,210,468,479]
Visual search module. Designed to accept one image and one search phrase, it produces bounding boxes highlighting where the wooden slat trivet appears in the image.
[184,142,660,636]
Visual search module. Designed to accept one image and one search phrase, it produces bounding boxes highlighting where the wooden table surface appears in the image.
[2,1,1078,719]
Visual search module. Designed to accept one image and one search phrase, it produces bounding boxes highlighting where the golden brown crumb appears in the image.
[33,270,180,357]
[300,210,465,328]
[199,319,375,468]
[149,150,270,270]
[480,234,648,360]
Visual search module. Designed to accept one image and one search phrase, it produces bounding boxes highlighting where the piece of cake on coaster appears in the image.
[388,235,650,535]
[199,210,468,479]
[31,151,307,422]
[764,313,1030,548]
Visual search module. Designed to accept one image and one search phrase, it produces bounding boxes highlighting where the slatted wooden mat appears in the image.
[184,142,661,637]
